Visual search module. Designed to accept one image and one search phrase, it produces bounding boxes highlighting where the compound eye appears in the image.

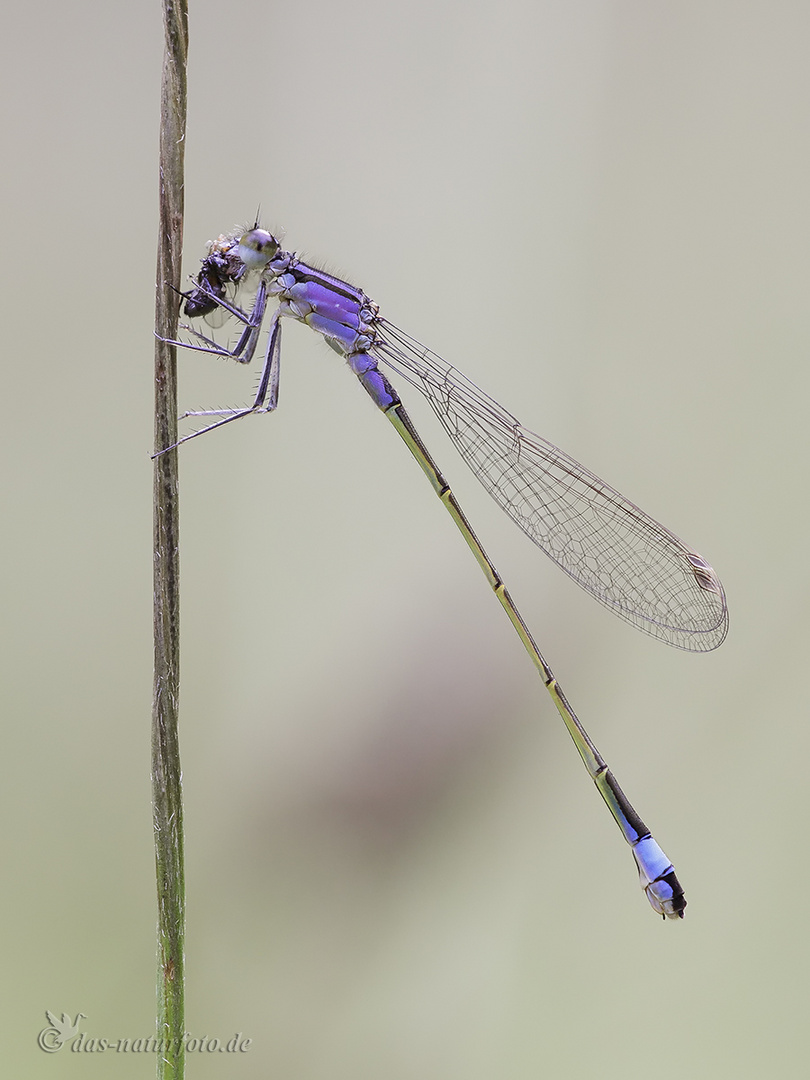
[238,229,279,269]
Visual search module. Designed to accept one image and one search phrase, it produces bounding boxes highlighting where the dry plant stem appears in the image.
[153,0,188,1077]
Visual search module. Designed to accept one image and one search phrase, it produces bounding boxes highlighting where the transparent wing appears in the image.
[374,321,728,652]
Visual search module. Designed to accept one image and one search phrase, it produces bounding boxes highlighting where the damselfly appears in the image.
[160,224,728,919]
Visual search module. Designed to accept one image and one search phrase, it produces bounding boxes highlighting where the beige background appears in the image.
[2,1,808,1076]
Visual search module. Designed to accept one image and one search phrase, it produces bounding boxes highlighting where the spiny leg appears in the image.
[159,280,269,366]
[154,309,283,456]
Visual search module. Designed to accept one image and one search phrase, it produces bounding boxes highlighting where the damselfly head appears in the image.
[238,228,280,270]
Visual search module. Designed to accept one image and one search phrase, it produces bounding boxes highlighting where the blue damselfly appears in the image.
[160,225,728,919]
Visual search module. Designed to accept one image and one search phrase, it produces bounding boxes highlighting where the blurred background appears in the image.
[2,0,808,1076]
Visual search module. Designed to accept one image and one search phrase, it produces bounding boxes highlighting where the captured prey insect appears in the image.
[161,224,728,919]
